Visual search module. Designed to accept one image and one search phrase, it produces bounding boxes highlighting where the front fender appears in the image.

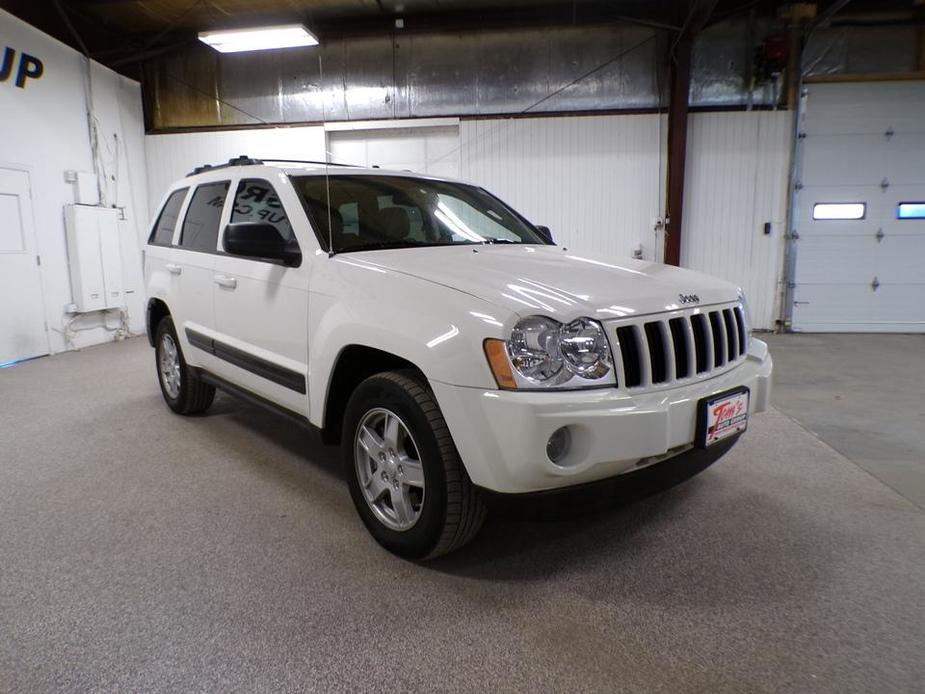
[307,254,516,427]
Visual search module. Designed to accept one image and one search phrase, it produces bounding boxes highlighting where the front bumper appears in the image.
[430,338,772,494]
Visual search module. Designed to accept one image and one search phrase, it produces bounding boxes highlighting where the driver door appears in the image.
[211,176,310,414]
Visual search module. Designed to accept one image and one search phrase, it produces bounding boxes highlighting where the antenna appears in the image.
[318,52,335,258]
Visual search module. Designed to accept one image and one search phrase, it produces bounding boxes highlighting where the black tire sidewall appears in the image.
[343,375,448,559]
[154,316,191,413]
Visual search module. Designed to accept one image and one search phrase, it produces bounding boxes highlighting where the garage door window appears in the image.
[180,181,230,252]
[897,202,925,220]
[812,203,866,220]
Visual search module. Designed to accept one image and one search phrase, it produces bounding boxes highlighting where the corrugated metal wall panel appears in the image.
[459,114,667,261]
[681,111,792,330]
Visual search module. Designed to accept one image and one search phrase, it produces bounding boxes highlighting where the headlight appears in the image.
[484,316,615,390]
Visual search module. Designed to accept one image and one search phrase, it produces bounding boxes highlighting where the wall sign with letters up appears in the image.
[0,46,44,89]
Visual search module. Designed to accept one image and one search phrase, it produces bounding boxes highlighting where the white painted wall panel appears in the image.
[144,126,326,216]
[144,112,791,331]
[0,9,149,355]
[328,126,460,178]
[459,114,667,261]
[681,111,792,330]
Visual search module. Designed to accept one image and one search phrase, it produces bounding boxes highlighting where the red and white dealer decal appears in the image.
[704,390,749,446]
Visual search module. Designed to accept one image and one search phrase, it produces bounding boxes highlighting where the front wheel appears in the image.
[154,316,215,415]
[343,370,486,559]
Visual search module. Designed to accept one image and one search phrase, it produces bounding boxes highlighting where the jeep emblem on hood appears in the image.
[678,293,700,305]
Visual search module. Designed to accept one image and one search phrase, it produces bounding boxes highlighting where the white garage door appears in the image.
[791,82,925,332]
[327,125,460,179]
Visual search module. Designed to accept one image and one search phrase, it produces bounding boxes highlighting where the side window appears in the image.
[179,181,230,252]
[230,179,294,241]
[148,188,188,246]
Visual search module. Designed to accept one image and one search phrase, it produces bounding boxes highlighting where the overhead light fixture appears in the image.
[198,24,318,53]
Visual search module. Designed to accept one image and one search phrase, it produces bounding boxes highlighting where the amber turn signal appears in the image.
[483,339,517,390]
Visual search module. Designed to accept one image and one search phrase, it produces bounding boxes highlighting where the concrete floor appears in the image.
[1,337,923,693]
[764,333,925,509]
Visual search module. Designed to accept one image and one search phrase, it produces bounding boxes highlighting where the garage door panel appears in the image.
[793,236,879,283]
[801,134,925,186]
[792,283,925,332]
[875,235,925,283]
[801,83,925,136]
[796,185,884,235]
[797,185,921,233]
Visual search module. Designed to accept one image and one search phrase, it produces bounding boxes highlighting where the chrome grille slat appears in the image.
[658,321,676,383]
[609,302,747,392]
[635,325,653,388]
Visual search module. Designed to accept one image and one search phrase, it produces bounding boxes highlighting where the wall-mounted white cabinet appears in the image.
[64,205,124,312]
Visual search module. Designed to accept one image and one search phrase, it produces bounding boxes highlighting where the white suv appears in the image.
[144,156,773,559]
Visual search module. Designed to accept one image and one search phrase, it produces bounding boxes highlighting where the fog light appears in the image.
[546,426,572,464]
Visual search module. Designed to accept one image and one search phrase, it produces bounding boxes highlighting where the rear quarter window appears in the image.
[148,188,188,246]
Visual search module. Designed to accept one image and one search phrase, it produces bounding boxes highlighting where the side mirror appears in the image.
[535,225,554,244]
[223,222,301,266]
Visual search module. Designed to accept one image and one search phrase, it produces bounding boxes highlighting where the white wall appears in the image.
[143,112,792,329]
[0,9,149,353]
[681,111,792,330]
[144,126,326,213]
[459,114,667,261]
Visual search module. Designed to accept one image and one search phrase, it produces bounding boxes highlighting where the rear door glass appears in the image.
[179,181,230,252]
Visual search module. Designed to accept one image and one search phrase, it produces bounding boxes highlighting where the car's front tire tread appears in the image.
[390,370,487,558]
[345,369,486,559]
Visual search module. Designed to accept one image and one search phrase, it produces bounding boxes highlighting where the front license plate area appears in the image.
[696,387,750,448]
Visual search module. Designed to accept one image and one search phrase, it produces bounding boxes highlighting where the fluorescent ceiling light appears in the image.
[198,24,318,53]
[812,203,866,220]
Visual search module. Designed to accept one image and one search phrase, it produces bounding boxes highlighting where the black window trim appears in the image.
[896,201,925,220]
[147,187,190,248]
[811,201,867,221]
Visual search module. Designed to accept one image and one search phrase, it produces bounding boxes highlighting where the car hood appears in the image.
[343,245,740,320]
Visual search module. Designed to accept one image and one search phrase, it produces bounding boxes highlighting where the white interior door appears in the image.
[0,167,47,364]
[791,82,925,332]
[328,126,460,179]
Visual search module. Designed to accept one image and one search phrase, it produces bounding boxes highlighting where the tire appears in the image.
[154,316,215,415]
[343,370,486,559]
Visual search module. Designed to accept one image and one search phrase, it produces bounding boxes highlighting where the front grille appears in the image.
[609,303,748,391]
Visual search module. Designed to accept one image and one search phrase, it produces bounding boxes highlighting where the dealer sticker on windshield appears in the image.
[696,387,750,448]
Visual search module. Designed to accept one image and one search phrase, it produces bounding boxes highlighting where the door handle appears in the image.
[165,263,182,275]
[214,275,237,289]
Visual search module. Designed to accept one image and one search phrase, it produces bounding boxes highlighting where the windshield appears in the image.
[291,174,548,252]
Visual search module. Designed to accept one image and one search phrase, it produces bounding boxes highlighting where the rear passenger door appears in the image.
[211,176,310,413]
[172,180,230,371]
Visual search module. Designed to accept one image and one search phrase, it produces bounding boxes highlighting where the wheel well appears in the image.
[146,299,170,347]
[322,345,419,445]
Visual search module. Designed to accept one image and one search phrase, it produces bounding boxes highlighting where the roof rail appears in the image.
[185,155,369,177]
[186,155,264,177]
[261,158,363,168]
